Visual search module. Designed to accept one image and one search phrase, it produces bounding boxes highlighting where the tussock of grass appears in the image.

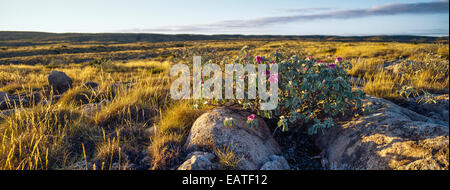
[214,145,242,170]
[363,70,402,100]
[347,58,384,77]
[0,104,100,169]
[0,83,44,94]
[149,101,212,170]
[57,87,94,106]
[92,132,128,170]
[93,80,170,127]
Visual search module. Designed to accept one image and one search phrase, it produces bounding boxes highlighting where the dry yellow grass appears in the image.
[149,101,212,170]
[0,38,448,170]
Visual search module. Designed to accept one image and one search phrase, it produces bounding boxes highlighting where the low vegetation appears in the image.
[0,33,448,170]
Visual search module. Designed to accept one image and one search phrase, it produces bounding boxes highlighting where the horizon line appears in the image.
[1,30,449,38]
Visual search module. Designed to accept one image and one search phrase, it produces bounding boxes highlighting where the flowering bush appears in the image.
[236,48,365,135]
[176,46,365,135]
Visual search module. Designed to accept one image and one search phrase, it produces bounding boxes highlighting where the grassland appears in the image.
[0,32,448,169]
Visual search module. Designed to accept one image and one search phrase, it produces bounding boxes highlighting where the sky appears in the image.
[0,0,448,36]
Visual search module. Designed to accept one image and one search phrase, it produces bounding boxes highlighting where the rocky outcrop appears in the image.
[48,70,73,94]
[316,96,449,170]
[183,108,289,170]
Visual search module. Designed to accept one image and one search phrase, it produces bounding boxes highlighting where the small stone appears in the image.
[48,70,73,94]
[260,155,291,170]
[84,81,99,90]
[177,151,217,170]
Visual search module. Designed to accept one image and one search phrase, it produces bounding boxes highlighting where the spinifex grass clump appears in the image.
[236,49,365,135]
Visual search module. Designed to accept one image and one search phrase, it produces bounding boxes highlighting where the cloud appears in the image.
[278,8,332,13]
[123,1,449,33]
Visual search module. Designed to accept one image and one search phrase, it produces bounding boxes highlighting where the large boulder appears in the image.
[48,70,73,94]
[316,96,449,170]
[184,108,288,170]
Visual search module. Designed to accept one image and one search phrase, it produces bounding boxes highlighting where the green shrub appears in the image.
[235,49,365,135]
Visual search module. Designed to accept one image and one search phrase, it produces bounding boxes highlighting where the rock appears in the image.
[70,161,94,170]
[404,94,449,123]
[1,109,19,117]
[0,91,13,110]
[316,96,449,170]
[420,94,449,122]
[138,155,152,170]
[0,98,28,110]
[80,103,101,115]
[79,99,109,116]
[260,155,290,170]
[84,81,99,90]
[184,108,282,170]
[0,92,42,110]
[145,126,156,138]
[442,110,449,123]
[30,92,42,104]
[0,91,8,102]
[177,151,217,170]
[111,81,136,91]
[48,70,73,94]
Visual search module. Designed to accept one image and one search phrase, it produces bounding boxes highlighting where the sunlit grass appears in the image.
[0,39,448,170]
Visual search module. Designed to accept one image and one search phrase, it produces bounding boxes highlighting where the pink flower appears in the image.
[270,60,274,64]
[212,48,216,52]
[335,57,342,62]
[268,73,278,83]
[302,67,308,72]
[200,80,204,85]
[316,61,323,63]
[247,114,256,121]
[328,64,336,69]
[306,56,312,60]
[239,75,247,79]
[265,70,270,75]
[256,56,263,63]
